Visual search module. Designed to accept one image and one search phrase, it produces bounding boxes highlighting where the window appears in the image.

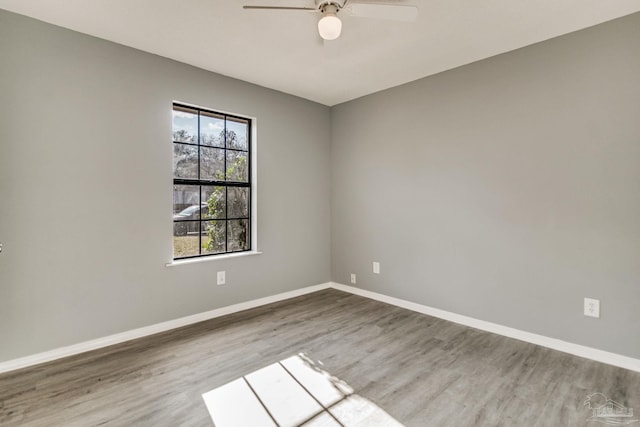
[172,103,251,259]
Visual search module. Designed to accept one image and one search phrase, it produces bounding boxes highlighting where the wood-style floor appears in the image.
[1,289,639,426]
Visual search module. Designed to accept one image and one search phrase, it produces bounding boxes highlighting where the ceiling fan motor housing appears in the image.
[316,0,346,12]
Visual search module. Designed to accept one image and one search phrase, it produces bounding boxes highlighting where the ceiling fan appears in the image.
[243,1,418,41]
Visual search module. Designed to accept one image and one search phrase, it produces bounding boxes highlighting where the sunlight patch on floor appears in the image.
[202,354,403,427]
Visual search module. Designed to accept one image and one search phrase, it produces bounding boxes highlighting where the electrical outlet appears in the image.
[584,298,600,318]
[217,271,226,286]
[373,262,380,274]
[350,273,356,284]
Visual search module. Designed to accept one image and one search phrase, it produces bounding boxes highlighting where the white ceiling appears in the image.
[1,0,639,106]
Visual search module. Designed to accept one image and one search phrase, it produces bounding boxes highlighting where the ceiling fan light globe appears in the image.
[318,14,342,40]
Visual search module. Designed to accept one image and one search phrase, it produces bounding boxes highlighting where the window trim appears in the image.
[165,250,263,267]
[171,102,255,260]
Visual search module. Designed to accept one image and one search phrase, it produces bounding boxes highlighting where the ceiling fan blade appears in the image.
[344,3,418,21]
[243,6,318,11]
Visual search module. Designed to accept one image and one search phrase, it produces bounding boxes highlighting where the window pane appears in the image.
[227,219,249,252]
[226,151,248,182]
[173,185,200,216]
[201,146,225,181]
[173,230,200,258]
[227,187,249,219]
[172,107,198,143]
[173,144,198,179]
[201,111,225,147]
[173,220,199,236]
[202,221,226,254]
[202,186,226,219]
[226,117,249,151]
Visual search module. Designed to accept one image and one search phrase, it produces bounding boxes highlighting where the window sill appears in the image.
[165,250,263,267]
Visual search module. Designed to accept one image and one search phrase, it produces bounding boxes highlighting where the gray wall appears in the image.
[0,10,331,362]
[331,13,640,358]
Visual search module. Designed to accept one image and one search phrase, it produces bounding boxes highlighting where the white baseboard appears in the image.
[0,282,332,375]
[329,282,640,373]
[2,281,639,375]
